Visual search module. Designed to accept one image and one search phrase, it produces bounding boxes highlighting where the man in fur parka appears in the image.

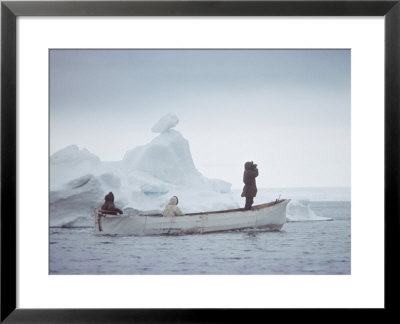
[162,196,184,217]
[241,161,258,210]
[101,192,123,215]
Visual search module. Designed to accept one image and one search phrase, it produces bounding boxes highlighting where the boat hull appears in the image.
[94,199,290,236]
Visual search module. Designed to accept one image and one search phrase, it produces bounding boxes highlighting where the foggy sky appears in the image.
[50,49,350,189]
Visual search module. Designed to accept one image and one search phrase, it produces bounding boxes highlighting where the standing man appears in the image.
[241,161,258,210]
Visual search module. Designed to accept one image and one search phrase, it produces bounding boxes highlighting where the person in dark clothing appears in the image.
[241,161,258,210]
[101,192,123,215]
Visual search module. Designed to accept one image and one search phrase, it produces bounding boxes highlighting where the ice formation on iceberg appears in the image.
[50,145,102,190]
[123,129,199,185]
[151,113,179,133]
[286,199,332,222]
[50,114,236,227]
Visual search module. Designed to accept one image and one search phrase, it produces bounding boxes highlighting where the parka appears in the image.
[241,161,258,198]
[101,192,123,214]
[162,196,184,217]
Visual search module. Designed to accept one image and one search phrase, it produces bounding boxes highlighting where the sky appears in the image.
[50,49,350,189]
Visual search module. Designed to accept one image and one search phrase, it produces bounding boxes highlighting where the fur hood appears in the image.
[244,161,255,170]
[104,192,114,202]
[168,196,179,206]
[163,196,183,217]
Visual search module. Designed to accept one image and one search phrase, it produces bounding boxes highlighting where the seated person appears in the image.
[101,192,123,215]
[162,196,184,217]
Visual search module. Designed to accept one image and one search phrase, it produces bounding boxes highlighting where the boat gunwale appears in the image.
[184,199,288,216]
[98,199,289,218]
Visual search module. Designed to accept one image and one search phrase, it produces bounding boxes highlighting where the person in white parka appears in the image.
[162,196,184,217]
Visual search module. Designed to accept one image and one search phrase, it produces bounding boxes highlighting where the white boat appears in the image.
[94,199,290,236]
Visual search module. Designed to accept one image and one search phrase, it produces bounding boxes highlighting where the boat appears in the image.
[94,199,290,236]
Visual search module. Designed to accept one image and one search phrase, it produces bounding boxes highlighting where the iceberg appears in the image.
[286,199,332,222]
[50,114,237,227]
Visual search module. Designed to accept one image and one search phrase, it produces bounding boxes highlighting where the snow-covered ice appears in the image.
[50,114,236,226]
[286,199,332,222]
[151,113,179,133]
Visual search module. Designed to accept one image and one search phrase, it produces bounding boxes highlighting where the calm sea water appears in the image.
[49,201,350,275]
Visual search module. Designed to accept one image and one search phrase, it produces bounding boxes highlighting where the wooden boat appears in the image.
[94,199,290,236]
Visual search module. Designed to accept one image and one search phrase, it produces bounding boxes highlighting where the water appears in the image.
[49,201,350,275]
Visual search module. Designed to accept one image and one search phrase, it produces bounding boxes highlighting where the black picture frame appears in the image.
[1,0,399,322]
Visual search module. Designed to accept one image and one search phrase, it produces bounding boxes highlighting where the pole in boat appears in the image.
[94,209,103,232]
